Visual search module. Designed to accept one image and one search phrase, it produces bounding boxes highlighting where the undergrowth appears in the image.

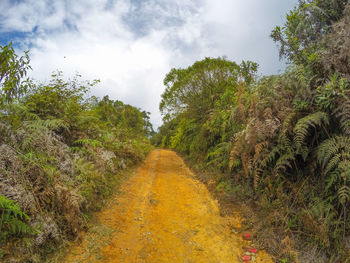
[0,43,153,262]
[154,1,350,261]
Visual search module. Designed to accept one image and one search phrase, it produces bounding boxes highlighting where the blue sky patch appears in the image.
[0,30,31,47]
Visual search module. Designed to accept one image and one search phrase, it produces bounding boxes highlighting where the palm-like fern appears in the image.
[293,111,329,159]
[261,112,329,177]
[0,195,32,242]
[259,112,296,175]
[20,120,53,151]
[274,151,296,174]
[335,97,350,136]
[206,141,231,171]
[317,136,350,173]
[73,138,103,149]
[338,185,350,205]
[317,135,350,205]
[251,141,269,189]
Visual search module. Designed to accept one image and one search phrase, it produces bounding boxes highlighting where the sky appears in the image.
[0,0,298,128]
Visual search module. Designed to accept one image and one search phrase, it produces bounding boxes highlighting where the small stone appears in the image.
[242,255,251,261]
[248,248,258,254]
[232,228,238,234]
[242,232,252,240]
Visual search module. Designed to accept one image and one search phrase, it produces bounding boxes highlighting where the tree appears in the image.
[271,0,348,82]
[271,0,347,63]
[160,57,256,122]
[0,43,31,104]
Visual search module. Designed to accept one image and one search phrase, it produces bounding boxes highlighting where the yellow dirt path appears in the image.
[63,149,273,263]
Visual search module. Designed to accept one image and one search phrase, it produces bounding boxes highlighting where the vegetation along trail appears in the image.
[63,149,272,263]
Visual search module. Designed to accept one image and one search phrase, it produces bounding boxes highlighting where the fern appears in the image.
[325,169,341,192]
[73,138,103,149]
[206,142,230,170]
[281,112,297,135]
[252,141,269,189]
[253,168,262,190]
[317,136,350,171]
[274,151,296,174]
[338,185,350,205]
[279,133,293,149]
[75,113,100,126]
[317,136,350,206]
[324,153,341,175]
[335,97,350,136]
[0,195,32,242]
[20,119,52,150]
[42,118,69,130]
[293,111,329,153]
[258,113,297,175]
[254,141,269,156]
[6,102,40,122]
[260,145,280,168]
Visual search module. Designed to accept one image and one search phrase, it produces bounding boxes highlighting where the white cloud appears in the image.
[1,0,298,128]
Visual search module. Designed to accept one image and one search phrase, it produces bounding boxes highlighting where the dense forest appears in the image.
[153,0,350,261]
[0,44,153,261]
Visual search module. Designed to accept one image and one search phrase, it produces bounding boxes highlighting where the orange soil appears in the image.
[63,149,273,263]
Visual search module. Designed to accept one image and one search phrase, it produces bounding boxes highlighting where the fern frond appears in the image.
[293,111,329,151]
[254,141,269,156]
[260,145,280,168]
[339,160,350,174]
[278,133,293,148]
[317,136,350,205]
[274,152,295,174]
[335,97,350,135]
[24,119,49,133]
[73,138,103,149]
[317,136,350,169]
[338,185,350,205]
[281,111,297,135]
[0,195,32,239]
[6,102,40,121]
[76,113,100,126]
[253,167,264,190]
[325,169,341,192]
[42,118,69,130]
[324,153,341,175]
[20,120,51,150]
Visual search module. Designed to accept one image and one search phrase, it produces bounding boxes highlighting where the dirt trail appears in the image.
[63,149,273,263]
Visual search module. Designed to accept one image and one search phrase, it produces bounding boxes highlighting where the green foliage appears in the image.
[293,111,329,155]
[160,57,256,122]
[95,95,154,137]
[169,118,197,154]
[74,138,103,149]
[0,42,153,261]
[73,159,109,210]
[0,196,32,242]
[157,57,257,170]
[24,72,95,141]
[0,43,31,103]
[271,0,348,69]
[317,136,350,197]
[2,0,350,260]
[206,142,231,171]
[154,2,350,260]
